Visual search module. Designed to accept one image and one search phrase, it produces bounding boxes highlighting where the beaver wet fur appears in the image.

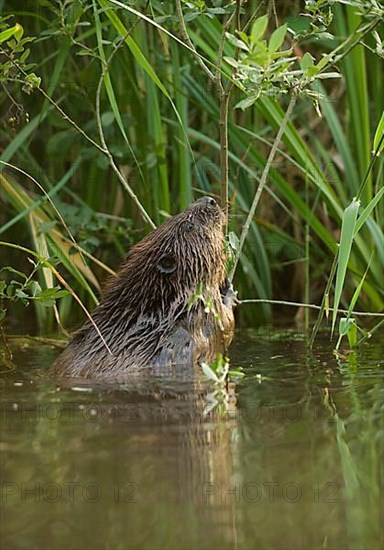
[54,197,236,378]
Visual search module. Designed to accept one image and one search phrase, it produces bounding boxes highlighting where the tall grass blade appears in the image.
[0,241,111,353]
[373,110,384,156]
[93,1,130,145]
[332,198,360,335]
[0,159,80,234]
[99,0,171,101]
[354,186,384,235]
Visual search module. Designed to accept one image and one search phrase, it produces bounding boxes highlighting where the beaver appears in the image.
[54,197,236,378]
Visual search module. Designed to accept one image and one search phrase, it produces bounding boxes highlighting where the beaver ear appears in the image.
[157,253,177,274]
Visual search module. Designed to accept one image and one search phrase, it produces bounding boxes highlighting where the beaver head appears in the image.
[83,196,227,332]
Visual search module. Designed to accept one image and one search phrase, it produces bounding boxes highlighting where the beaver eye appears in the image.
[185,222,195,232]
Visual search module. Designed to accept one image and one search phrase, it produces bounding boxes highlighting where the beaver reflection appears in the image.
[54,197,236,378]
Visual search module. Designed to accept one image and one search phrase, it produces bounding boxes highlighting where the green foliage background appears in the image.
[0,0,383,335]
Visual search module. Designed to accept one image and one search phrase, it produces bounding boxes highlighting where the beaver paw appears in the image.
[221,281,239,308]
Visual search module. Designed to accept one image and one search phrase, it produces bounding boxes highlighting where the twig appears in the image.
[0,241,113,355]
[0,161,90,268]
[219,88,230,223]
[175,0,242,225]
[94,32,156,229]
[309,248,338,349]
[329,18,381,68]
[0,324,13,361]
[0,47,108,155]
[229,93,297,281]
[175,0,216,82]
[1,29,154,228]
[240,298,384,317]
[215,3,240,224]
[358,318,384,345]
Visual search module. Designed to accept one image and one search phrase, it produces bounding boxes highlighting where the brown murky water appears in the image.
[1,327,383,549]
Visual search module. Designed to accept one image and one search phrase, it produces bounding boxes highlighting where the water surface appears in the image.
[1,328,383,549]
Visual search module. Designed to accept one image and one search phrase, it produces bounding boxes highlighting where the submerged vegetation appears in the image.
[0,0,383,347]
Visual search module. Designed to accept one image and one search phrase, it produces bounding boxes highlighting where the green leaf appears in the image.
[339,317,355,337]
[92,1,132,153]
[251,15,268,43]
[268,24,287,54]
[235,94,258,110]
[229,368,245,380]
[98,0,171,100]
[38,220,57,234]
[354,186,384,235]
[332,198,360,335]
[0,266,27,279]
[15,288,29,299]
[347,320,358,348]
[37,288,69,300]
[373,110,384,156]
[45,236,98,304]
[29,280,42,297]
[228,231,239,251]
[14,24,23,41]
[20,47,31,63]
[300,52,314,71]
[225,32,248,51]
[223,56,239,68]
[201,362,220,382]
[0,23,22,44]
[338,317,357,348]
[317,72,341,80]
[346,258,371,320]
[316,53,332,71]
[6,285,15,298]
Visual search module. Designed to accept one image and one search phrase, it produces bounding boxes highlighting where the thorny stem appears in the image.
[229,94,297,282]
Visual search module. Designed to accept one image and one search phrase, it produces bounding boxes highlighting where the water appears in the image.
[1,328,383,550]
